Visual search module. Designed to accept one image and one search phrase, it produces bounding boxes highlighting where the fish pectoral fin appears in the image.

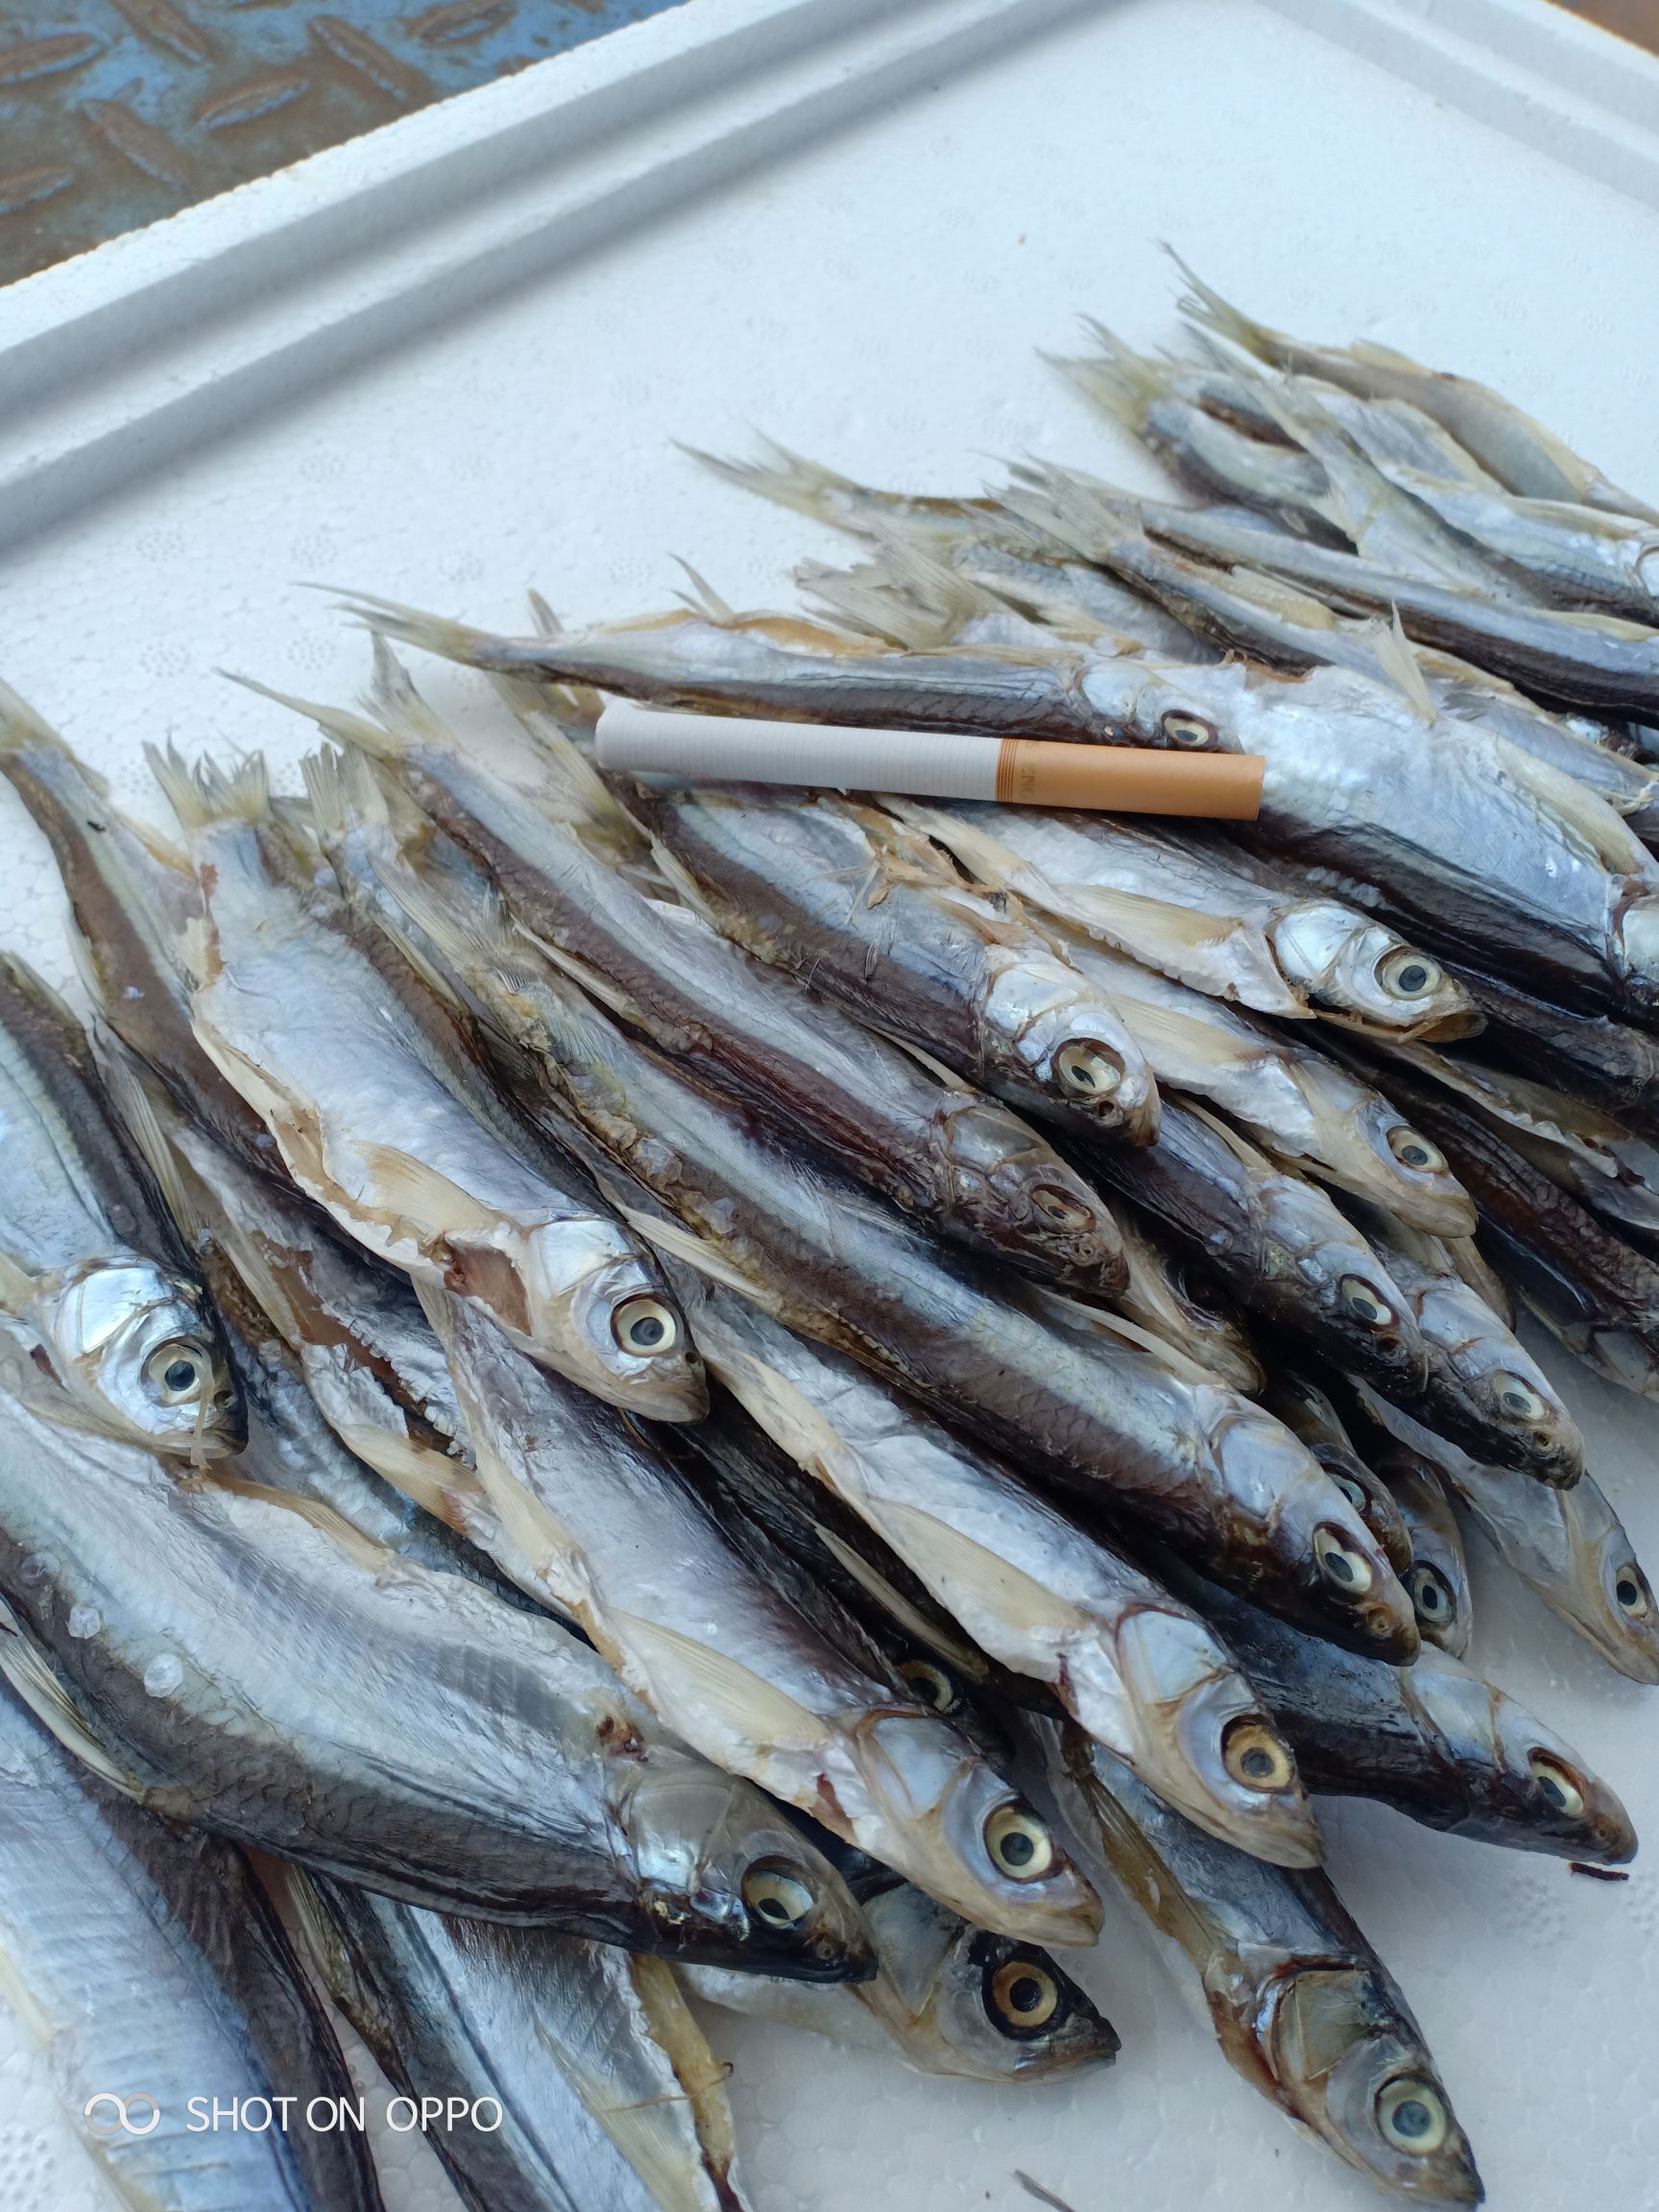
[811,1525,984,1675]
[608,1612,830,1755]
[861,1498,1082,1651]
[203,1472,398,1574]
[611,1203,788,1315]
[330,1422,484,1531]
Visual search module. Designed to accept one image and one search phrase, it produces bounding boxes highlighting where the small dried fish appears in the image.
[427,1286,1103,1945]
[1442,961,1659,1137]
[0,952,241,1457]
[682,1876,1118,2084]
[1106,1200,1264,1394]
[677,1271,1322,1865]
[1042,1723,1483,2205]
[149,750,706,1420]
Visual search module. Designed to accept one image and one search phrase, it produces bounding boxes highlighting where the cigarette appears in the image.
[594,701,1263,819]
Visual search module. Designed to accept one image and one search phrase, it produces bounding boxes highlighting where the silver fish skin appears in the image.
[428,1286,1101,1946]
[1175,1571,1635,1863]
[1175,260,1659,521]
[601,781,1161,1144]
[1258,1373,1413,1577]
[1041,1723,1484,2206]
[1442,961,1659,1138]
[0,1352,870,1972]
[884,797,1473,1038]
[0,1682,382,2212]
[676,1271,1321,1866]
[397,898,1413,1660]
[292,1869,747,2212]
[282,691,1127,1298]
[1076,1096,1432,1411]
[1339,1194,1585,1487]
[1107,1201,1264,1393]
[0,678,283,1173]
[150,750,706,1421]
[1047,929,1475,1235]
[681,1878,1119,2084]
[0,951,242,1457]
[1368,1394,1659,1687]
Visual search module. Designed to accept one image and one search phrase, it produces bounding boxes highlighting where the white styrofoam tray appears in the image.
[2,1,1658,2206]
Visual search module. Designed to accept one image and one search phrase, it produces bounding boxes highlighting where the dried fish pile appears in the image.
[0,271,1655,2212]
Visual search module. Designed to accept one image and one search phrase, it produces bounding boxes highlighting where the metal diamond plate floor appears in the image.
[0,0,689,286]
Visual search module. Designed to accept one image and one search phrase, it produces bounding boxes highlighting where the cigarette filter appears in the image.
[595,701,1262,819]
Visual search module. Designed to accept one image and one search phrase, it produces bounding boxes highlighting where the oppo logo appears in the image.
[84,2094,161,2139]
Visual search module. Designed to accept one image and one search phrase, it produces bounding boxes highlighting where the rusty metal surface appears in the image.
[1552,0,1659,55]
[0,0,689,286]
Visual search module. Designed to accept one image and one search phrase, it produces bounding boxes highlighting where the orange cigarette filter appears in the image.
[595,702,1263,820]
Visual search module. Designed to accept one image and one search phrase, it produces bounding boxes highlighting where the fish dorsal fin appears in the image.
[1370,610,1438,722]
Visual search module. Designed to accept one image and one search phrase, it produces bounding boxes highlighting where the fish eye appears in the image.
[1386,1125,1446,1174]
[611,1296,680,1358]
[1334,1474,1368,1511]
[1313,1525,1375,1595]
[1377,948,1443,1002]
[1377,2077,1450,2155]
[1407,1563,1455,1625]
[1338,1276,1395,1330]
[1220,1715,1296,1792]
[988,1956,1063,2036]
[984,1801,1056,1882]
[897,1657,957,1713]
[145,1341,209,1405]
[1031,1184,1094,1230]
[1174,1264,1225,1318]
[1613,1562,1652,1618]
[1528,1752,1586,1818]
[1055,1042,1124,1100]
[1160,709,1218,749]
[741,1863,816,1929]
[1493,1373,1547,1424]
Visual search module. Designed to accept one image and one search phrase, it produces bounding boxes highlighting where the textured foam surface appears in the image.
[0,3,1656,2206]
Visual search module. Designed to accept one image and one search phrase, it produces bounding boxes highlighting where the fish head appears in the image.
[1419,1284,1584,1486]
[1470,1688,1637,1863]
[1330,1094,1478,1239]
[865,1887,1118,2081]
[35,1261,244,1457]
[1271,907,1476,1040]
[938,1099,1128,1295]
[1077,661,1236,753]
[1259,1182,1430,1395]
[519,1233,708,1421]
[1264,1966,1483,2202]
[1116,1605,1322,1866]
[980,949,1160,1141]
[850,1714,1103,1947]
[616,1758,877,1983]
[1205,1397,1420,1660]
[1615,892,1659,1017]
[1590,1527,1659,1683]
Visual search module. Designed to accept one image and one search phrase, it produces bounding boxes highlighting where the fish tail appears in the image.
[299,740,397,850]
[1165,247,1274,359]
[680,435,871,534]
[221,666,393,760]
[147,742,271,834]
[799,530,998,651]
[1046,322,1166,434]
[332,585,499,670]
[0,672,78,764]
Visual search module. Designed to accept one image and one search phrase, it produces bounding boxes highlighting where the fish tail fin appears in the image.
[681,435,871,533]
[1165,249,1276,360]
[0,673,82,770]
[1046,321,1166,434]
[147,743,271,834]
[221,666,394,760]
[798,530,995,651]
[525,589,564,638]
[331,586,498,670]
[299,740,400,850]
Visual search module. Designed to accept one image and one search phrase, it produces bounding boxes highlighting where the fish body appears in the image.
[1043,1724,1483,2204]
[151,752,705,1420]
[294,1871,747,2212]
[0,1349,869,1970]
[681,1876,1118,2083]
[1078,1096,1431,1408]
[886,797,1471,1037]
[679,1273,1321,1865]
[0,680,280,1169]
[397,898,1411,1657]
[1444,962,1659,1137]
[0,1681,382,2212]
[293,703,1126,1295]
[1177,1573,1634,1863]
[429,1287,1100,1944]
[0,952,241,1455]
[621,780,1159,1143]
